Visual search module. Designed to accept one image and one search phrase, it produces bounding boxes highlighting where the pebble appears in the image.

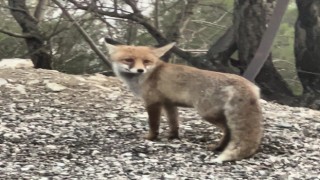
[45,145,58,150]
[4,133,21,143]
[276,122,292,128]
[26,79,40,85]
[21,165,35,171]
[91,150,100,156]
[14,84,26,94]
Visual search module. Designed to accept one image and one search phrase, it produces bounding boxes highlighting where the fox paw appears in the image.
[143,133,158,141]
[167,132,179,140]
[212,154,230,163]
[207,144,222,152]
[212,157,224,164]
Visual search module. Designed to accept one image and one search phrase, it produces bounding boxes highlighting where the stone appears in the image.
[45,82,67,92]
[14,84,27,94]
[0,78,8,86]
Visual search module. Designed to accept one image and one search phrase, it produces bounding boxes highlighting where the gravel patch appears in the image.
[0,68,319,179]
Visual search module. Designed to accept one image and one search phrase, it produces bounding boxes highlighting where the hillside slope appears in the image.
[0,68,319,179]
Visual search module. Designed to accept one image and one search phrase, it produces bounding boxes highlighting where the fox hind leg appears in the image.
[209,124,230,152]
[205,116,230,152]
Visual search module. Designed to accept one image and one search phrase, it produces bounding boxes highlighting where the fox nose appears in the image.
[137,69,144,73]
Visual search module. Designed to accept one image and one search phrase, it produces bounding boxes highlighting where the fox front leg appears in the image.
[144,103,162,140]
[163,103,179,140]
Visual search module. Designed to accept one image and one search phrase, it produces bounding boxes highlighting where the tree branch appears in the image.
[154,0,159,29]
[5,4,38,22]
[34,0,48,21]
[0,5,28,13]
[0,28,33,38]
[104,37,123,45]
[66,0,215,69]
[67,0,131,18]
[52,0,112,69]
[123,0,140,14]
[166,0,199,42]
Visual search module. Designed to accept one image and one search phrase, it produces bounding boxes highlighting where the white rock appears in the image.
[21,164,35,171]
[73,76,87,81]
[45,145,58,150]
[0,78,8,86]
[0,124,10,132]
[56,162,65,167]
[0,58,33,69]
[39,177,49,180]
[104,113,118,118]
[163,173,177,179]
[121,152,132,157]
[14,84,27,94]
[141,175,151,180]
[52,166,63,173]
[27,79,40,85]
[4,133,21,142]
[92,150,100,156]
[148,159,158,163]
[45,82,67,92]
[138,153,147,158]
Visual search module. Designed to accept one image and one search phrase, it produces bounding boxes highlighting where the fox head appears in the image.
[105,42,175,74]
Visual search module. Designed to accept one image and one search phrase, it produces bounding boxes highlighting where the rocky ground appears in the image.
[0,68,319,180]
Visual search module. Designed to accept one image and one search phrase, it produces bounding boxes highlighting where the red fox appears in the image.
[105,42,263,162]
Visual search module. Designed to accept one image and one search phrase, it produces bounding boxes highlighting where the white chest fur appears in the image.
[112,66,143,96]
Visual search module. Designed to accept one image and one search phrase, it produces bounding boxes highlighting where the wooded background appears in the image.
[0,0,319,109]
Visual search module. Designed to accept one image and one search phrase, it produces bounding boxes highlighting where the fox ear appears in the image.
[152,42,176,57]
[104,42,118,54]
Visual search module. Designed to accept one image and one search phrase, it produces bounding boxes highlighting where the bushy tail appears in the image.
[214,98,263,162]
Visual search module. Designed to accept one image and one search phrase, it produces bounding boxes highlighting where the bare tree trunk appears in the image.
[206,27,238,73]
[295,0,320,109]
[8,0,52,69]
[234,0,294,102]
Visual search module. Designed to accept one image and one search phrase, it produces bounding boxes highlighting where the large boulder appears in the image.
[0,58,33,69]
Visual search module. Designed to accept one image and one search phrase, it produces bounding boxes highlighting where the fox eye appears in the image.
[123,58,134,63]
[143,59,152,64]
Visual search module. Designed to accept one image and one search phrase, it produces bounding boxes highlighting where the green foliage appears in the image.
[47,16,109,74]
[0,36,26,59]
[0,2,27,59]
[0,1,108,74]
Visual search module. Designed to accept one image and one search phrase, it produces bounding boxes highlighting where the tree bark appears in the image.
[295,0,320,109]
[206,27,238,73]
[234,0,294,101]
[8,0,52,69]
[34,0,48,21]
